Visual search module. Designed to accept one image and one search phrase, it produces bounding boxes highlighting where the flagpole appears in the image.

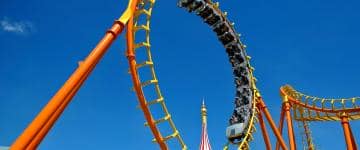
[200,99,212,150]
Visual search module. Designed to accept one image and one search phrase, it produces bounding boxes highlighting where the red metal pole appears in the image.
[283,96,296,150]
[258,111,272,150]
[258,99,288,150]
[10,21,125,150]
[341,114,356,150]
[348,122,358,150]
[25,62,92,149]
[276,104,285,150]
[10,0,140,148]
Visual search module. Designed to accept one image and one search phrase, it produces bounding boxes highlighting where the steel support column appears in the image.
[341,113,356,150]
[258,110,272,150]
[258,99,288,150]
[283,96,296,150]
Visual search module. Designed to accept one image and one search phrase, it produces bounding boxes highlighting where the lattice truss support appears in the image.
[296,119,315,150]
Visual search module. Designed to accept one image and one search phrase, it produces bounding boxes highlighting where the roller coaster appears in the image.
[4,0,359,150]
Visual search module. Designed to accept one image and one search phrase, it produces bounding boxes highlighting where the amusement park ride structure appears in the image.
[5,0,359,150]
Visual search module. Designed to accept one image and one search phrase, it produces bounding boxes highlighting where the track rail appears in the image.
[126,0,187,149]
[279,85,360,149]
[281,85,360,121]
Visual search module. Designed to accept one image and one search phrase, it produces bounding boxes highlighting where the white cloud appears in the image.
[0,17,34,34]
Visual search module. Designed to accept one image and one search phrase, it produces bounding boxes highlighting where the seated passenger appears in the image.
[213,22,229,36]
[234,52,245,63]
[242,96,250,105]
[219,32,235,45]
[226,43,241,53]
[177,0,195,7]
[240,76,249,85]
[187,0,204,12]
[198,4,212,19]
[205,12,221,26]
[235,98,241,107]
[226,47,235,56]
[229,115,239,124]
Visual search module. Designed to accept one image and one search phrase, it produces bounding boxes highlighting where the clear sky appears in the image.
[1,0,360,149]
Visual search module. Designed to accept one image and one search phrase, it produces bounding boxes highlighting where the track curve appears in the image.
[177,0,258,149]
[281,85,360,121]
[126,0,260,149]
[126,0,187,149]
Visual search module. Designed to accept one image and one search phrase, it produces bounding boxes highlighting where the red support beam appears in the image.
[348,122,358,150]
[258,99,288,150]
[341,114,356,150]
[10,0,140,148]
[276,104,286,150]
[258,111,272,150]
[10,21,125,150]
[25,63,92,149]
[283,96,296,150]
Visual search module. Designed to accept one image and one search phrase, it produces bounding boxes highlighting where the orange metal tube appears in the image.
[341,115,355,150]
[10,21,125,150]
[25,63,92,149]
[348,124,358,150]
[284,102,296,150]
[258,111,272,150]
[10,0,140,148]
[276,105,286,150]
[258,99,288,150]
[126,17,168,150]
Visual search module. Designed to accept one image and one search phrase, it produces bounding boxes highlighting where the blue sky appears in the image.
[1,0,360,149]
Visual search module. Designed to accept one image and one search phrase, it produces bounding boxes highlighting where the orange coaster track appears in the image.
[278,85,359,150]
[126,0,187,149]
